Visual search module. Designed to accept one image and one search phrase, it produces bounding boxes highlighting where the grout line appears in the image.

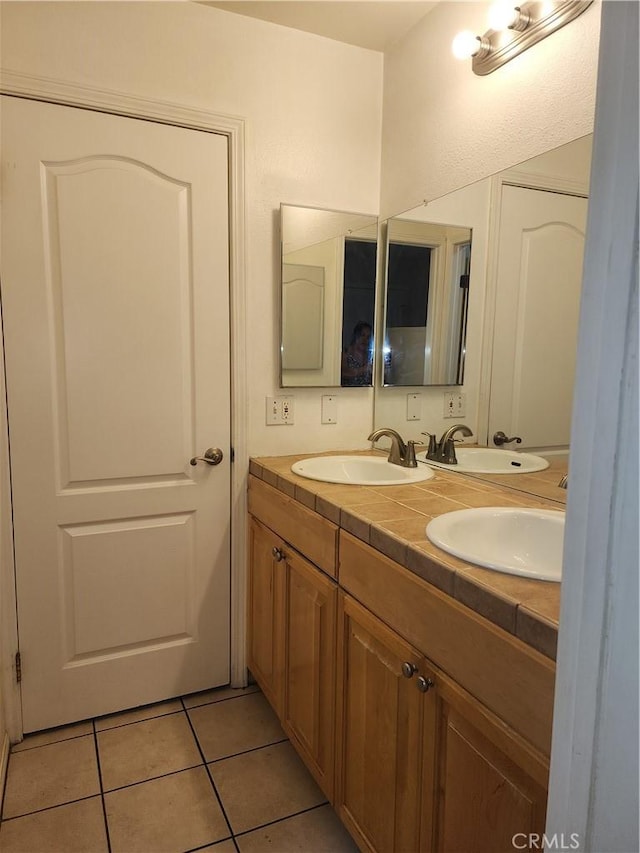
[183,838,238,853]
[182,687,260,712]
[8,729,93,753]
[94,706,183,734]
[205,737,290,765]
[183,706,237,842]
[1,792,105,824]
[101,761,205,795]
[232,800,331,840]
[92,719,112,853]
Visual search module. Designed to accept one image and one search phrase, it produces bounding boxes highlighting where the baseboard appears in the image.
[0,730,10,812]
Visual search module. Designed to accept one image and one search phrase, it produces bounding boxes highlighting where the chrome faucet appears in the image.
[426,423,473,465]
[367,428,418,468]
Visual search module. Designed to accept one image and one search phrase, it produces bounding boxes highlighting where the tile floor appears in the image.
[0,685,358,853]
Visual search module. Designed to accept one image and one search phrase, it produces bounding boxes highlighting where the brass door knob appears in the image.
[190,447,224,466]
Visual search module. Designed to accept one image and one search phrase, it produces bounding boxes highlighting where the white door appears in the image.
[1,96,231,732]
[488,185,588,451]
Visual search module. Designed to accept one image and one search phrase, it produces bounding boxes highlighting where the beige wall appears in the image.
[380,0,600,218]
[0,0,383,456]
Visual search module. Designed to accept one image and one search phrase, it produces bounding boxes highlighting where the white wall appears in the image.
[0,0,383,456]
[380,0,600,218]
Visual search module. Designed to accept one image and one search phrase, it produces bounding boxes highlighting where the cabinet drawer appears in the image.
[339,530,555,757]
[248,476,338,577]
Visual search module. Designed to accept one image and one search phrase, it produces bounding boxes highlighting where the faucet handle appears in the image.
[420,431,438,458]
[405,440,418,468]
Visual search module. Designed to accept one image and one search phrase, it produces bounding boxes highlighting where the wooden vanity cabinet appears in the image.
[337,532,551,853]
[247,505,337,800]
[335,592,429,853]
[424,675,548,853]
[248,475,554,853]
[247,516,284,714]
[335,591,548,853]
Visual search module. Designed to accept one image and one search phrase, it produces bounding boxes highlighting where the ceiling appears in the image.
[199,1,437,52]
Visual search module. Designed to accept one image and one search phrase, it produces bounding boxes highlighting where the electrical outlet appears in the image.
[266,395,295,425]
[281,396,294,424]
[443,392,466,419]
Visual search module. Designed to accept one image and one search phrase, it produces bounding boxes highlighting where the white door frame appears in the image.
[476,168,590,447]
[546,1,639,847]
[0,70,249,742]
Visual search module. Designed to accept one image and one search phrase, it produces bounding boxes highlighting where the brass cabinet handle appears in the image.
[402,662,418,678]
[190,447,224,466]
[271,547,285,562]
[416,676,434,693]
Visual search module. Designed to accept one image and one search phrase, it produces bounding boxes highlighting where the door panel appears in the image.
[1,96,231,731]
[247,518,284,715]
[283,549,337,799]
[48,156,194,484]
[429,682,548,853]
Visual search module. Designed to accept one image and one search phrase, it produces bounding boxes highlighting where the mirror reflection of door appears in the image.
[282,263,325,370]
[488,185,588,451]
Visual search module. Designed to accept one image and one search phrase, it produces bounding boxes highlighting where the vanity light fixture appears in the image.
[452,0,592,75]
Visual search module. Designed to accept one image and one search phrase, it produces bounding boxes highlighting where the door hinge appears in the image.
[230,447,235,463]
[15,651,22,683]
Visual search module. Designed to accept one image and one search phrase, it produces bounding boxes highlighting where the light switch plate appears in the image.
[407,393,421,421]
[266,395,295,425]
[321,395,338,424]
[443,392,466,419]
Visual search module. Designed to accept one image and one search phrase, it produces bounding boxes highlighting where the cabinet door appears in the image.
[282,549,337,800]
[247,517,284,714]
[423,675,548,853]
[336,593,426,853]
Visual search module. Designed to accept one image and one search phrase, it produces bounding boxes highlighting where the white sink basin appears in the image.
[416,447,549,474]
[291,455,435,486]
[426,507,564,581]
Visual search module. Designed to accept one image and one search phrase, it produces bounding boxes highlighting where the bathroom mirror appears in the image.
[382,216,472,386]
[280,203,377,387]
[374,134,593,501]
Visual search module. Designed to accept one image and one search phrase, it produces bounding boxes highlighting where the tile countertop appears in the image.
[249,451,565,662]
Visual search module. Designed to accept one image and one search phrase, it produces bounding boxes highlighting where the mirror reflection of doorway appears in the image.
[340,238,377,386]
[383,242,432,385]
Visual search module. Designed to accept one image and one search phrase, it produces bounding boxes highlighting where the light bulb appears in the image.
[452,30,481,60]
[488,1,518,30]
[488,1,530,32]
